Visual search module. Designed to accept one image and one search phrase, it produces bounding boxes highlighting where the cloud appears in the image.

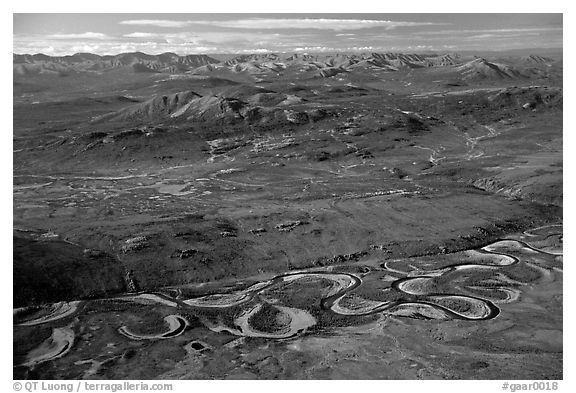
[119,19,192,28]
[13,40,211,55]
[47,32,111,40]
[293,46,336,52]
[123,32,202,44]
[123,32,159,38]
[69,44,104,53]
[417,27,562,35]
[13,19,561,55]
[198,18,446,31]
[121,31,305,46]
[465,32,546,41]
[119,18,444,31]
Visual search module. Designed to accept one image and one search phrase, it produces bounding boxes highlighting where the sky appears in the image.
[13,14,563,55]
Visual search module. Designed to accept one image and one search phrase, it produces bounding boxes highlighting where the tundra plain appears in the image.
[13,50,563,379]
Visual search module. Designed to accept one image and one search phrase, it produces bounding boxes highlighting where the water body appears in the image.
[13,225,562,365]
[118,315,189,340]
[180,226,561,330]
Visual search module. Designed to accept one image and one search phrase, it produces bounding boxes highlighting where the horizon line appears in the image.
[13,47,564,57]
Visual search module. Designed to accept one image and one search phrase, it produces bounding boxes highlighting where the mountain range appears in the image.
[14,51,558,80]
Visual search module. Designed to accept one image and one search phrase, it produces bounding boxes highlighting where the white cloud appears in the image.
[465,32,544,41]
[48,32,111,40]
[123,32,158,38]
[119,20,193,28]
[194,46,218,52]
[121,31,298,46]
[294,46,336,52]
[349,46,375,51]
[119,18,444,31]
[418,27,562,36]
[13,39,228,56]
[196,18,444,31]
[70,44,102,53]
[123,32,201,44]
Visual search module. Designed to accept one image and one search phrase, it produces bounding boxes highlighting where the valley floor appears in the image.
[13,57,563,379]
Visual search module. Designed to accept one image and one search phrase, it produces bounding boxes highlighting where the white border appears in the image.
[3,2,571,391]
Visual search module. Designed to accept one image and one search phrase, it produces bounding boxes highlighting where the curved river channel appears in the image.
[14,224,562,365]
